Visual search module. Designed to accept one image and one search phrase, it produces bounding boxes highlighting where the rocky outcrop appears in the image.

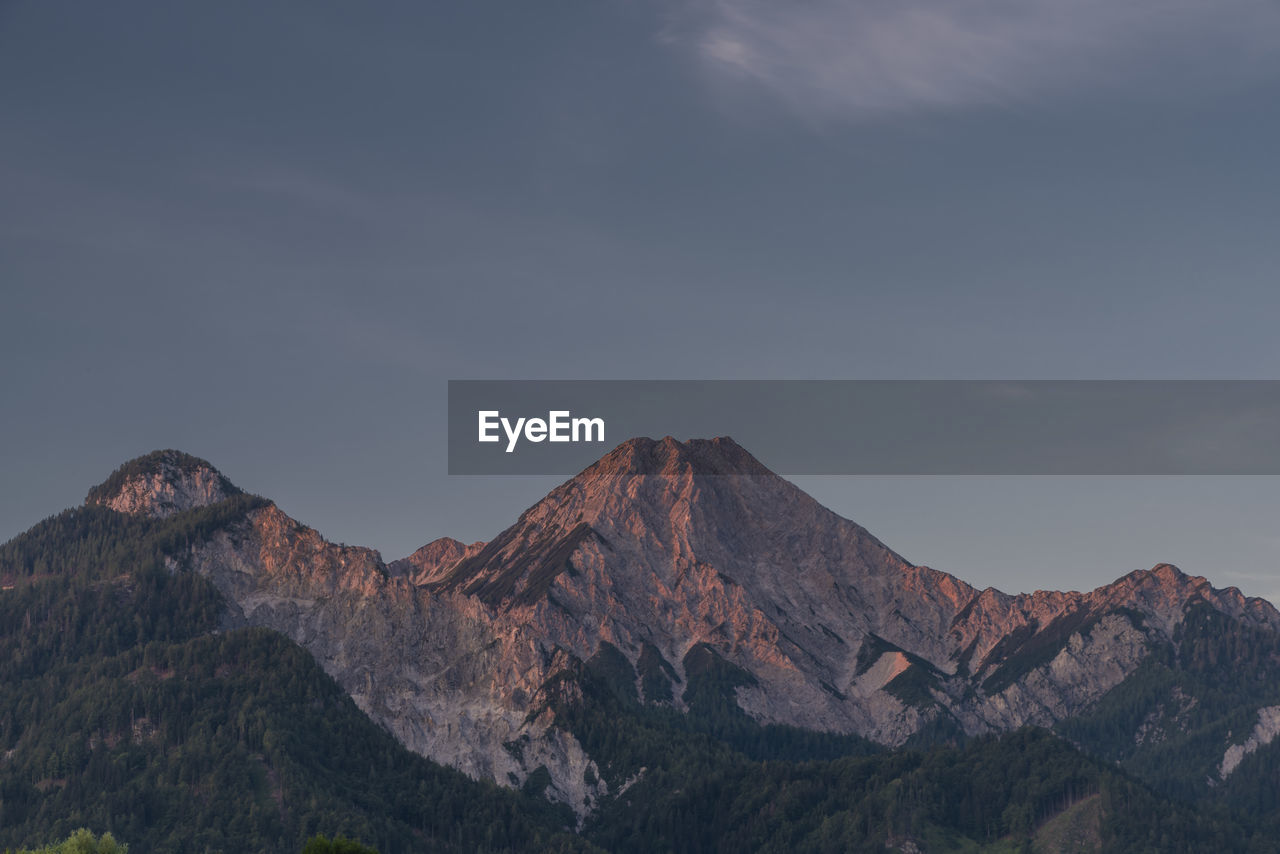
[174,502,610,815]
[387,537,484,586]
[87,449,236,518]
[1219,705,1280,780]
[96,439,1280,813]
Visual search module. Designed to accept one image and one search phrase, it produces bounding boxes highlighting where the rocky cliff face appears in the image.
[87,449,237,518]
[387,537,484,586]
[1219,705,1280,780]
[173,502,610,812]
[93,438,1280,814]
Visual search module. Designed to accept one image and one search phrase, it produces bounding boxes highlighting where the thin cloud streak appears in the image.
[669,0,1280,117]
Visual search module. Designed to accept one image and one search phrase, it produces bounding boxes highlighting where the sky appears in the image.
[4,1,1280,601]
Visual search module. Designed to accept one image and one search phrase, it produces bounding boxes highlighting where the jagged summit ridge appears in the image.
[388,537,484,586]
[584,435,774,477]
[428,434,914,616]
[387,438,1280,752]
[87,449,239,519]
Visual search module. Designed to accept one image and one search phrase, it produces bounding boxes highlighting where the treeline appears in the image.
[0,496,268,587]
[545,640,1269,852]
[1058,603,1280,804]
[579,723,1258,853]
[3,828,126,854]
[5,829,377,854]
[0,620,594,852]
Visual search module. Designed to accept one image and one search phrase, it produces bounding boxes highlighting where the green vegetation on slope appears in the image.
[1058,604,1280,804]
[0,497,265,588]
[4,828,127,854]
[539,639,1266,852]
[7,830,379,854]
[0,501,596,854]
[299,835,377,854]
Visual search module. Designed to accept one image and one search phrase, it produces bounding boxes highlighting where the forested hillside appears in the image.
[0,501,591,854]
[547,642,1269,853]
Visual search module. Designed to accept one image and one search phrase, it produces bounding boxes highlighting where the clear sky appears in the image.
[4,1,1280,600]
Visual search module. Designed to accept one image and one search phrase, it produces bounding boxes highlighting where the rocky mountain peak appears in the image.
[584,435,773,478]
[428,434,896,613]
[388,537,484,586]
[86,449,239,519]
[1090,561,1276,636]
[529,434,841,543]
[1100,562,1211,604]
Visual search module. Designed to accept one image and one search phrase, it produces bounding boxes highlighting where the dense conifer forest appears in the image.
[0,502,590,854]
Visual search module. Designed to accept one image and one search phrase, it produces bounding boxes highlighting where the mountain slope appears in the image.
[0,458,593,853]
[118,437,1280,815]
[7,442,1280,850]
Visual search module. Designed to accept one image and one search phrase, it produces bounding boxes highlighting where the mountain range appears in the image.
[5,438,1280,852]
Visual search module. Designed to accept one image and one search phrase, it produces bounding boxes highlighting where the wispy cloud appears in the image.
[666,0,1280,117]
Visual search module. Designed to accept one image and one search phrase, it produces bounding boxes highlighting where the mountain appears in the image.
[0,458,592,853]
[88,438,1279,811]
[6,439,1280,851]
[85,449,239,518]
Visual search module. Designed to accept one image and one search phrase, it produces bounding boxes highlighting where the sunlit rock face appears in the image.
[87,449,237,518]
[387,537,484,586]
[106,438,1280,814]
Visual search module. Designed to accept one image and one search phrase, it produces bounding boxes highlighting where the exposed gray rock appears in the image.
[88,450,235,518]
[1219,705,1280,780]
[115,438,1280,813]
